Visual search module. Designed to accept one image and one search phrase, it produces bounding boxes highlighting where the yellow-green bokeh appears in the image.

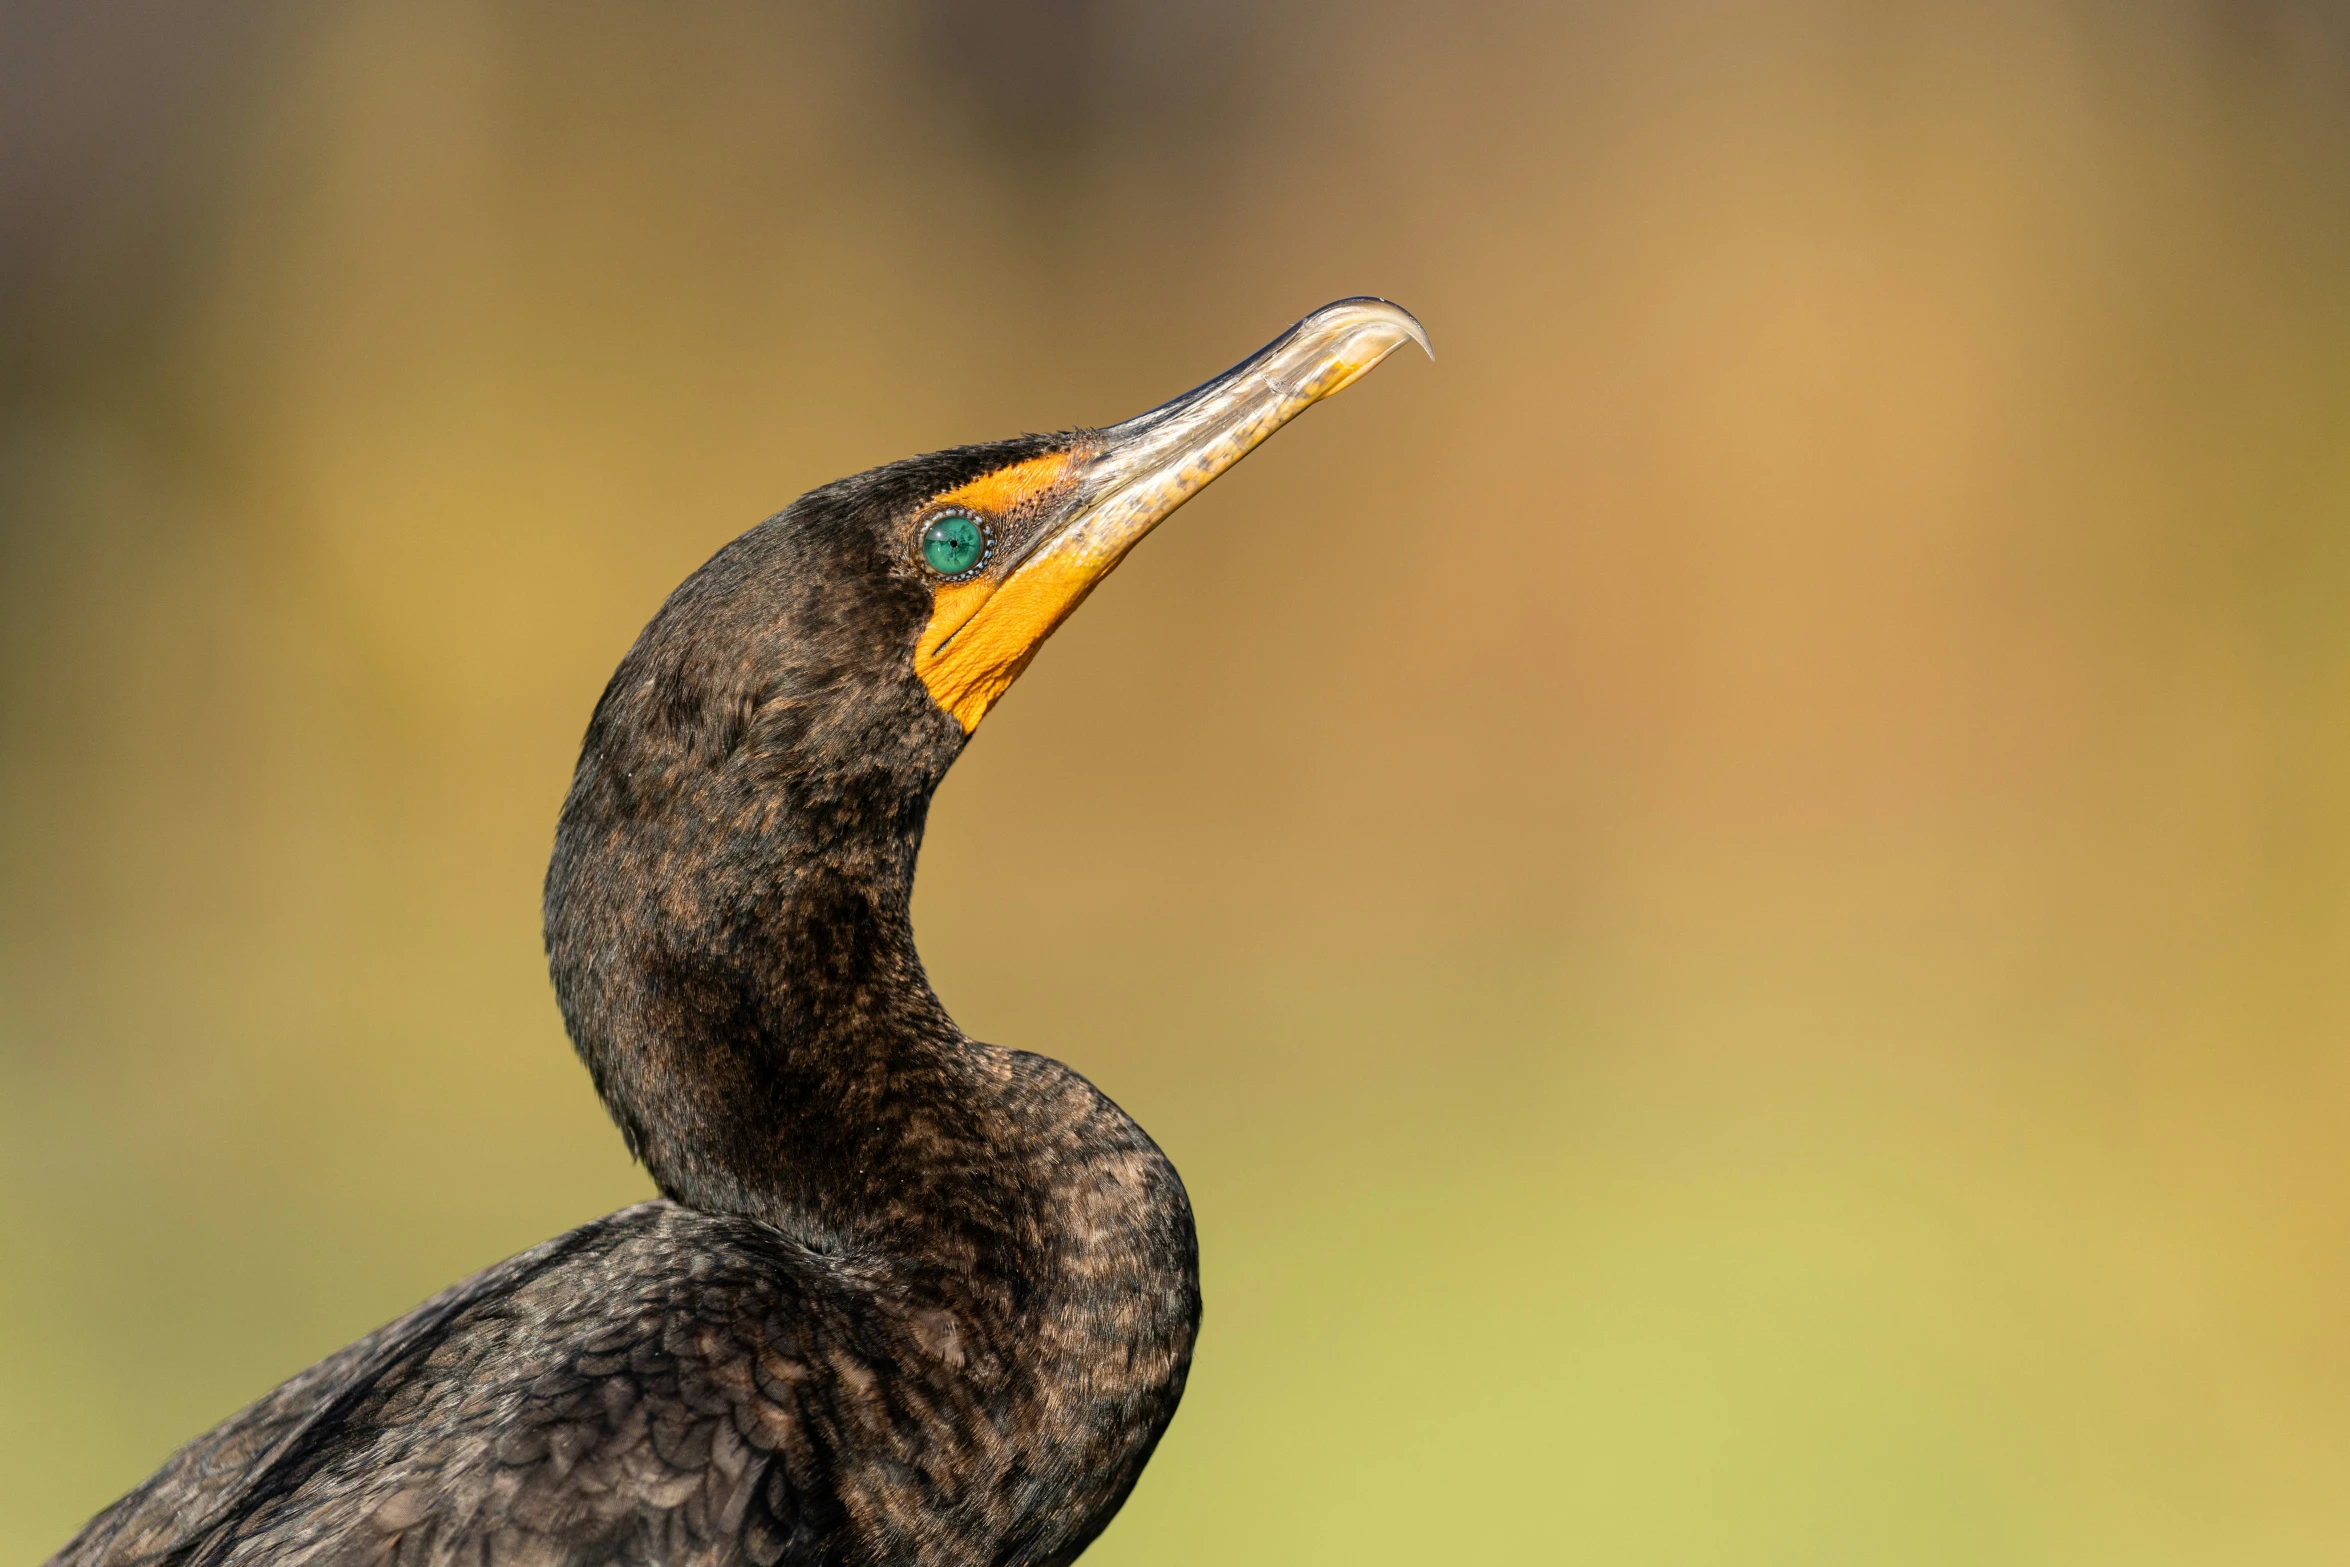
[5,2,2349,1560]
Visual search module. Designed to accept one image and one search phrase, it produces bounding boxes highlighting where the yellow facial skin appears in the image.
[911,298,1432,734]
[912,453,1094,732]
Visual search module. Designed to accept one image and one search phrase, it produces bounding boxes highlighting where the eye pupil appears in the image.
[921,513,987,577]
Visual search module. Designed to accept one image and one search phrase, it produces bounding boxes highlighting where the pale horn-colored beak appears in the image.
[914,298,1432,732]
[1039,296,1433,576]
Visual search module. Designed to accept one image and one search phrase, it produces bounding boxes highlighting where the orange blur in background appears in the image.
[4,3,2348,1561]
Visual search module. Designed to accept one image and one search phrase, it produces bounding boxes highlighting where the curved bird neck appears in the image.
[550,795,993,1250]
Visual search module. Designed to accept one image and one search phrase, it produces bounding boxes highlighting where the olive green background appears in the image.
[5,2,2349,1560]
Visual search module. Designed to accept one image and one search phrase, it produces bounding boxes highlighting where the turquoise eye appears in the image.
[920,512,988,577]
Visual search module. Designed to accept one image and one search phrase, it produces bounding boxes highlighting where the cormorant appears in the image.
[50,298,1430,1567]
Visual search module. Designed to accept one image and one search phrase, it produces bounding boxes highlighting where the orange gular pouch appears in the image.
[912,451,1102,733]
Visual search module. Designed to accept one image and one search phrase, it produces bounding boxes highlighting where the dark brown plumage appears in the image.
[48,299,1427,1567]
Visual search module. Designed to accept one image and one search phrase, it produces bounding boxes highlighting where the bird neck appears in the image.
[550,804,970,1237]
[543,647,1200,1508]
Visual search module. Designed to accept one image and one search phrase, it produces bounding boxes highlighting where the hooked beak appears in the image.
[914,297,1432,733]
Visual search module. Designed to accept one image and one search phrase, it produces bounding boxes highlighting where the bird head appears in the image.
[560,298,1430,860]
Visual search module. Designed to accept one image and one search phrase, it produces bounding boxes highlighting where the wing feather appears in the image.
[49,1204,862,1567]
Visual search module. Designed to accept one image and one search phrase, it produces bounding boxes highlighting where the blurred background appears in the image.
[4,0,2349,1559]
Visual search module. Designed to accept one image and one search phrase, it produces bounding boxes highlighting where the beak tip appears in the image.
[1312,295,1434,365]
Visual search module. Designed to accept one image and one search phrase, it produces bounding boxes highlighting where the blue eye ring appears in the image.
[918,509,993,581]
